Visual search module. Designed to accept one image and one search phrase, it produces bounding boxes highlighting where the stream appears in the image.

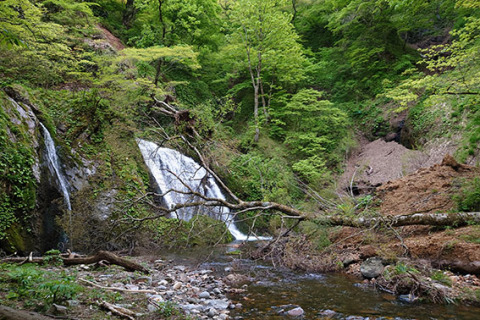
[161,244,480,320]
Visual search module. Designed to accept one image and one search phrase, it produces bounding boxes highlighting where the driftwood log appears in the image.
[0,305,51,320]
[1,251,149,274]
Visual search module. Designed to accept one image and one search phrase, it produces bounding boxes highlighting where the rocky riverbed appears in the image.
[71,258,244,319]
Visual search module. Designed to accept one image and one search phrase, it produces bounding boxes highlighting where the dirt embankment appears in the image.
[268,144,480,302]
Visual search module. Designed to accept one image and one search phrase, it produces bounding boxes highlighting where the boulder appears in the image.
[360,257,384,279]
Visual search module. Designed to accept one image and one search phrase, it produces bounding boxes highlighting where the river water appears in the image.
[162,244,480,320]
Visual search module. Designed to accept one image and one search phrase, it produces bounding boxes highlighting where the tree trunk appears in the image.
[253,81,260,142]
[158,0,167,41]
[313,212,480,228]
[122,0,136,28]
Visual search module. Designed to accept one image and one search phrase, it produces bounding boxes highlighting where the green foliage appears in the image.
[227,151,299,202]
[454,177,480,212]
[0,98,36,242]
[129,0,221,48]
[273,89,350,185]
[0,0,98,87]
[299,220,331,250]
[152,215,233,248]
[431,270,453,287]
[0,264,82,310]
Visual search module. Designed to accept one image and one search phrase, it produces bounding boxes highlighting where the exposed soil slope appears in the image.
[378,154,478,215]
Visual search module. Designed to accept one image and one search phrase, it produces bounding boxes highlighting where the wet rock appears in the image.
[287,307,304,317]
[360,257,384,279]
[398,293,418,303]
[318,309,337,317]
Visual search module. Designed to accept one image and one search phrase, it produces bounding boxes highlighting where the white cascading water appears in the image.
[40,123,72,212]
[137,139,269,241]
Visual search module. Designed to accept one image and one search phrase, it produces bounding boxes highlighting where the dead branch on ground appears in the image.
[1,251,149,274]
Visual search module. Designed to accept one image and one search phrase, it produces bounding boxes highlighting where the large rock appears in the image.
[360,257,384,279]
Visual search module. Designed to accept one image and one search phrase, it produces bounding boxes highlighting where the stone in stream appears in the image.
[318,309,337,317]
[398,293,418,303]
[287,306,304,317]
[360,257,384,279]
[208,299,230,310]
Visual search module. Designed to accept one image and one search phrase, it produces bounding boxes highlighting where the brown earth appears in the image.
[377,154,477,216]
[263,154,480,302]
[96,25,125,51]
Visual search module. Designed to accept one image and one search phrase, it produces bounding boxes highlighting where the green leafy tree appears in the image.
[131,0,221,48]
[122,45,200,86]
[274,89,349,184]
[224,0,306,141]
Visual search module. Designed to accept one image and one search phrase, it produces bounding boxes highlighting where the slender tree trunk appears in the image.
[259,78,269,120]
[253,80,260,142]
[122,0,136,28]
[158,0,167,41]
[154,59,163,86]
[291,0,297,24]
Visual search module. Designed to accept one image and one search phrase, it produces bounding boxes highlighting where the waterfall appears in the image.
[137,139,269,241]
[40,123,72,212]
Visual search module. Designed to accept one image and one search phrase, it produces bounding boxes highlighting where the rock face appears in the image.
[360,257,384,279]
[0,91,98,253]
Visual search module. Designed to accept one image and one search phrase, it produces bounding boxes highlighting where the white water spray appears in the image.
[137,139,269,241]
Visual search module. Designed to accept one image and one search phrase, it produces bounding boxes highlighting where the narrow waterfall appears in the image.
[137,139,268,241]
[40,123,72,212]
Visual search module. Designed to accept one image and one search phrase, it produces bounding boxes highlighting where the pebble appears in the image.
[287,306,304,317]
[199,291,211,299]
[213,288,222,295]
[173,282,183,290]
[207,307,217,317]
[158,279,169,286]
[174,265,187,272]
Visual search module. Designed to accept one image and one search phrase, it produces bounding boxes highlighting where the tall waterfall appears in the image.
[40,123,72,212]
[137,139,267,241]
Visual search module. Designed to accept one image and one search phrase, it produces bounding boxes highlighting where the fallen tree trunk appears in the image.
[1,251,149,274]
[313,212,480,228]
[0,305,51,320]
